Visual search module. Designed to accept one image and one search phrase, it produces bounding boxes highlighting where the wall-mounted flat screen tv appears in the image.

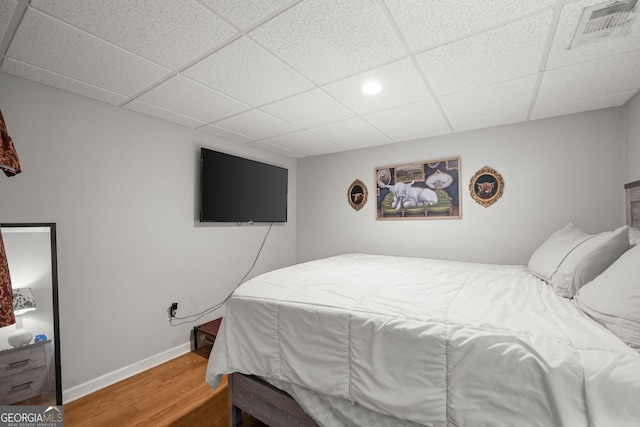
[200,148,288,223]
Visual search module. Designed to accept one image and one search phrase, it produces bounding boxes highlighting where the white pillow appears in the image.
[554,225,630,297]
[574,244,640,351]
[528,224,630,298]
[528,223,591,283]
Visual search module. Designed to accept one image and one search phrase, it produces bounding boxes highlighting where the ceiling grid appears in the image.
[0,0,638,157]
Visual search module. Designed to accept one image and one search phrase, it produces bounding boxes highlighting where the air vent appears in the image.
[571,0,638,48]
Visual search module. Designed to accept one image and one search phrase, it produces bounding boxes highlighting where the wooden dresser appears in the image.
[0,340,55,405]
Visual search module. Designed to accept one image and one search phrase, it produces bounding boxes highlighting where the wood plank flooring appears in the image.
[64,346,266,427]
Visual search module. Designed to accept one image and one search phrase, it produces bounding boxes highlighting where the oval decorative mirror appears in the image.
[0,223,61,405]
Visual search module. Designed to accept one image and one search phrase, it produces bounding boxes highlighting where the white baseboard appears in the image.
[62,342,192,404]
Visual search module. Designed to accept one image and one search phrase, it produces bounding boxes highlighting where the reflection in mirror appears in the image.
[0,223,61,405]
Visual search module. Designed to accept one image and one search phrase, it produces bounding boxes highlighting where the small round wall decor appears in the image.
[469,166,504,208]
[348,179,368,211]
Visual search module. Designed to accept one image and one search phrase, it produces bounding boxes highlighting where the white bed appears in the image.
[206,182,640,427]
[207,250,640,426]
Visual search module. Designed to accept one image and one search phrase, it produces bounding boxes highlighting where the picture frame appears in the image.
[348,179,368,211]
[469,166,504,207]
[375,157,461,220]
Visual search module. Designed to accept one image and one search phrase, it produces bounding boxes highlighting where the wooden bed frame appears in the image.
[625,179,640,228]
[229,373,318,427]
[227,181,640,427]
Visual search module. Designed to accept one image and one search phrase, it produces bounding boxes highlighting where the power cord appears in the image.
[169,222,274,326]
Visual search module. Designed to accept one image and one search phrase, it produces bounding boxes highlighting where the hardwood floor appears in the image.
[64,346,267,427]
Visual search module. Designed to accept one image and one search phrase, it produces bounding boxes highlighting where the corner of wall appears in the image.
[624,91,640,184]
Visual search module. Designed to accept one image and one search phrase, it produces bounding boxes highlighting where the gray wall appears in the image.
[296,108,626,265]
[0,73,297,401]
[625,92,640,183]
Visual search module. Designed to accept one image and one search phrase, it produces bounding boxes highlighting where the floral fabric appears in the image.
[0,109,21,176]
[0,109,19,327]
[0,236,14,327]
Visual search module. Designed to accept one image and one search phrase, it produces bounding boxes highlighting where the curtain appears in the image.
[0,109,21,327]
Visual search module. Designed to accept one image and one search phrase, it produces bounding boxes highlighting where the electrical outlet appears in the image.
[168,302,178,320]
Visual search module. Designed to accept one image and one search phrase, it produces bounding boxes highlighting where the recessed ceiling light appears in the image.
[360,80,382,95]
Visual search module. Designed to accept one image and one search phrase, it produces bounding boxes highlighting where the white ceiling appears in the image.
[1,0,639,158]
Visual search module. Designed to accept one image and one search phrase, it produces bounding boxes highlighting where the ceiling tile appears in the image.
[5,8,169,95]
[198,124,257,143]
[248,140,305,157]
[537,50,640,106]
[546,0,640,70]
[335,136,394,150]
[249,0,405,84]
[307,116,392,146]
[199,0,296,30]
[322,58,431,115]
[1,58,129,105]
[263,130,344,156]
[183,36,313,106]
[0,1,17,40]
[416,10,553,96]
[125,100,207,128]
[260,88,356,128]
[385,0,556,52]
[136,75,251,123]
[213,109,299,139]
[363,100,451,142]
[439,75,537,125]
[451,111,530,133]
[531,90,637,120]
[30,0,236,70]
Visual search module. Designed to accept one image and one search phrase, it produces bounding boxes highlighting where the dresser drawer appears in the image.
[0,364,49,405]
[0,345,46,379]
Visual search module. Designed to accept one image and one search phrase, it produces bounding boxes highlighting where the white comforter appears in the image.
[206,253,640,427]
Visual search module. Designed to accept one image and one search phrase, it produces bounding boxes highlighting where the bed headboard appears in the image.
[625,180,640,228]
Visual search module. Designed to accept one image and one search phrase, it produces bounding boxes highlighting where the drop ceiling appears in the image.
[1,0,639,158]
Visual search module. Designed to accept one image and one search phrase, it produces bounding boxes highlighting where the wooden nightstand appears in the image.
[0,340,55,405]
[193,318,222,350]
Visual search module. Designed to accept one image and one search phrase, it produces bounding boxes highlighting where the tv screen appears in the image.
[200,148,288,223]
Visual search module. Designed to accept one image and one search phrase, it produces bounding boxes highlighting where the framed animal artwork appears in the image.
[469,166,504,207]
[375,157,461,220]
